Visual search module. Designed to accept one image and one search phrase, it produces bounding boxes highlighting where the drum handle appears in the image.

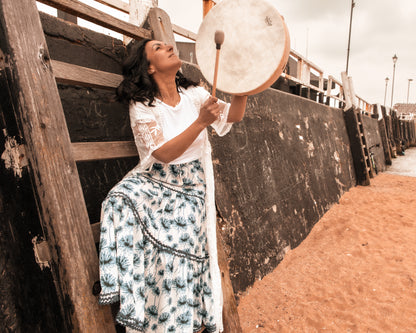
[212,30,224,97]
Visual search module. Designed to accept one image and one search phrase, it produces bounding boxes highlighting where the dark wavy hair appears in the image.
[116,38,199,106]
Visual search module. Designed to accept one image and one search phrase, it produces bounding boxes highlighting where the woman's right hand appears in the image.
[197,96,220,128]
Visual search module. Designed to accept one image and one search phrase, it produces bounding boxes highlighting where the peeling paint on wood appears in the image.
[32,236,51,270]
[1,134,28,178]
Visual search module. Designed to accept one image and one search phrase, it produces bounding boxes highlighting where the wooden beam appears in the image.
[0,0,115,331]
[51,60,122,89]
[217,224,242,333]
[290,48,324,74]
[95,0,198,42]
[37,0,152,39]
[172,24,197,41]
[147,7,178,55]
[57,9,77,23]
[72,141,138,161]
[94,0,129,13]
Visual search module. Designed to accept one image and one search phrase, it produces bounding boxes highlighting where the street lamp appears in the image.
[407,78,413,103]
[390,54,398,108]
[345,0,356,74]
[384,77,389,106]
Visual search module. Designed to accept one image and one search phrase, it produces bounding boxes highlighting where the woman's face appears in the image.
[145,40,181,76]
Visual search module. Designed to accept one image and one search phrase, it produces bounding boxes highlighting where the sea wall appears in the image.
[183,63,357,293]
[213,91,357,294]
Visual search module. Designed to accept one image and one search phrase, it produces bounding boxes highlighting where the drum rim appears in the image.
[195,0,291,96]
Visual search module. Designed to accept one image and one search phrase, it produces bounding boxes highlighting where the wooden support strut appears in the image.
[343,107,372,185]
[37,0,152,39]
[0,0,115,331]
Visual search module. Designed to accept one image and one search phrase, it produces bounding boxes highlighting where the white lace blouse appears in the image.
[128,85,233,332]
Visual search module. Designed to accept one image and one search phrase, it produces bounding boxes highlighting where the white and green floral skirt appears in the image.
[98,159,216,333]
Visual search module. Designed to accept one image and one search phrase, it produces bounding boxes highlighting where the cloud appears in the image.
[267,0,416,103]
[159,0,416,104]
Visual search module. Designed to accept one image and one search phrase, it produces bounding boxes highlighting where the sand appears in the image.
[237,173,416,332]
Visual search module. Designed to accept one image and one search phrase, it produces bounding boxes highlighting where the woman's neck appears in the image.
[159,80,181,106]
[154,74,180,107]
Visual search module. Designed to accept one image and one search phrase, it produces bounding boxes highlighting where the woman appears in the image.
[98,38,247,333]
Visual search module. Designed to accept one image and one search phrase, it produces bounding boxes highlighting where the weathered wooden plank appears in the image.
[0,0,115,331]
[72,141,138,161]
[290,48,324,74]
[92,0,198,42]
[57,9,77,23]
[37,0,152,39]
[172,24,197,41]
[217,224,242,333]
[91,221,101,243]
[94,0,129,13]
[343,108,371,186]
[51,60,122,89]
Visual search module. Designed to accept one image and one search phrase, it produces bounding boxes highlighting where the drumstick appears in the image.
[212,30,224,97]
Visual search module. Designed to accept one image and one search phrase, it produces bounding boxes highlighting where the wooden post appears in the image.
[217,226,242,333]
[343,108,371,186]
[0,0,115,331]
[58,9,77,23]
[203,0,215,17]
[325,76,333,105]
[125,0,158,43]
[341,71,353,110]
[348,76,358,108]
[130,0,158,27]
[378,117,393,165]
[147,7,178,55]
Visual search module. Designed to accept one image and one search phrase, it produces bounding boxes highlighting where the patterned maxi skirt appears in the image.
[98,159,216,333]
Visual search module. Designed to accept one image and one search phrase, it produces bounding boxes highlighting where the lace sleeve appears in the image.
[132,119,165,151]
[211,100,232,137]
[129,102,166,168]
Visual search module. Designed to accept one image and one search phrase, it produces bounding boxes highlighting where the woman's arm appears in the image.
[227,95,248,123]
[152,96,220,163]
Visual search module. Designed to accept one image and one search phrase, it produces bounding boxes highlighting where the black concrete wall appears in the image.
[184,63,356,293]
[214,91,356,294]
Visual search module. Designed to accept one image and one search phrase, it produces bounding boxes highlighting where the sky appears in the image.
[158,0,416,106]
[37,0,416,106]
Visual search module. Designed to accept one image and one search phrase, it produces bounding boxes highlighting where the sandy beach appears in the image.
[237,152,416,332]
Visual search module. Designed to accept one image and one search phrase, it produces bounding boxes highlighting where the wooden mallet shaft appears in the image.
[212,30,224,97]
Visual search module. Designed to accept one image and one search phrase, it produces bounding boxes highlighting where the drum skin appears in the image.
[196,0,290,96]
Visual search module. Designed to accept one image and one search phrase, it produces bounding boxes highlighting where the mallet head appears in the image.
[215,30,224,49]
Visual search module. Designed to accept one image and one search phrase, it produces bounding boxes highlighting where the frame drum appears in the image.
[196,0,290,96]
